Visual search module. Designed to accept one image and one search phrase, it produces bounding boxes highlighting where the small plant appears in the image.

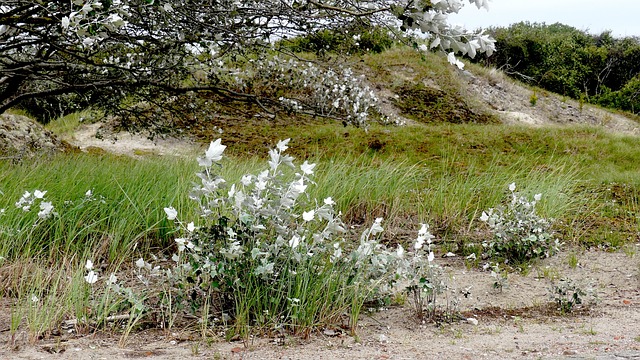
[529,91,538,106]
[485,262,508,293]
[403,224,447,321]
[537,266,560,281]
[579,93,586,112]
[568,252,579,268]
[480,183,559,265]
[550,278,586,314]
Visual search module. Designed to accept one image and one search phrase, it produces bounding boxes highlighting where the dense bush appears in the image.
[282,23,395,56]
[477,22,640,114]
[18,93,92,124]
[597,74,640,113]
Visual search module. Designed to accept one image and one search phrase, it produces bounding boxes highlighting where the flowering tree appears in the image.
[0,0,495,129]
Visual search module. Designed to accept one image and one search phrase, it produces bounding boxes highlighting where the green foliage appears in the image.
[482,22,596,99]
[597,74,640,113]
[480,184,559,265]
[282,24,395,56]
[478,22,640,114]
[0,154,195,262]
[529,91,538,106]
[18,93,93,124]
[393,83,497,124]
[549,278,588,314]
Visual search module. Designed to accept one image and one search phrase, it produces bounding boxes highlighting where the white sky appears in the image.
[448,0,640,37]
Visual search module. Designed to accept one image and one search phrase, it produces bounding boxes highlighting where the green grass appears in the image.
[0,153,197,263]
[4,122,640,263]
[44,109,101,136]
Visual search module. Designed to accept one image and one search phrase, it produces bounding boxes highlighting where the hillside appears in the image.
[51,48,640,157]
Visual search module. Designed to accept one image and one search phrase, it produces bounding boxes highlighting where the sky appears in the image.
[448,0,640,37]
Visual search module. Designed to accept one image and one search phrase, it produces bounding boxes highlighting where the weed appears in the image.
[622,244,637,258]
[513,316,524,333]
[549,278,588,314]
[579,325,597,335]
[537,266,560,281]
[486,262,508,293]
[568,252,579,268]
[529,91,538,106]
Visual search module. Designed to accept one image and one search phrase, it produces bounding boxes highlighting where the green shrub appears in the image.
[283,24,395,55]
[480,183,559,265]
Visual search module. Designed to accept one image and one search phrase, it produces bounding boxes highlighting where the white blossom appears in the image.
[164,207,178,220]
[85,270,98,284]
[302,210,315,222]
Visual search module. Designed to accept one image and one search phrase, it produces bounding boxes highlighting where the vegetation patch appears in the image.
[393,84,497,124]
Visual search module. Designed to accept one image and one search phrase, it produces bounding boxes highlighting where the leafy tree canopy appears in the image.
[0,0,495,131]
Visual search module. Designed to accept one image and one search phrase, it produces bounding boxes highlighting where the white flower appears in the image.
[31,294,39,303]
[479,211,489,222]
[289,235,300,248]
[33,190,46,199]
[107,273,118,284]
[241,175,252,186]
[187,222,196,232]
[300,161,316,175]
[508,183,516,192]
[37,201,54,219]
[302,210,315,222]
[447,52,465,69]
[396,245,404,258]
[324,197,335,206]
[85,189,93,197]
[164,207,177,220]
[418,223,429,236]
[61,16,70,29]
[198,139,226,166]
[427,251,435,262]
[370,218,384,235]
[135,258,145,268]
[332,243,342,260]
[205,138,225,161]
[84,270,98,284]
[175,238,187,251]
[291,178,307,194]
[85,259,94,270]
[534,193,542,201]
[276,139,290,152]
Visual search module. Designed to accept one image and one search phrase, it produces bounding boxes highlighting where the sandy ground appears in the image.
[67,122,201,157]
[1,249,639,360]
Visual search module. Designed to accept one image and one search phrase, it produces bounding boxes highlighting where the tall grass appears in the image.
[2,122,635,264]
[0,153,197,263]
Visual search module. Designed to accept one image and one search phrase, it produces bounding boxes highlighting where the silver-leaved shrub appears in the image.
[160,138,441,336]
[77,138,446,337]
[480,183,560,264]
